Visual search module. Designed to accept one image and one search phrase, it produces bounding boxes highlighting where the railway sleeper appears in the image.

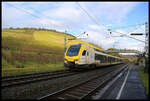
[82,85,97,89]
[57,94,77,100]
[78,86,94,91]
[86,82,101,86]
[85,81,99,85]
[59,89,86,96]
[65,93,82,99]
[66,91,85,97]
[74,88,91,93]
[57,97,66,100]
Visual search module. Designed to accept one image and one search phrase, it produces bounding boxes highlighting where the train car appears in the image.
[64,43,124,70]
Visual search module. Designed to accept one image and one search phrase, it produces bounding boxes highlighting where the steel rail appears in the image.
[37,63,129,100]
[2,70,76,88]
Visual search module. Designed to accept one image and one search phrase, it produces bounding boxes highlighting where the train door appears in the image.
[86,51,89,64]
[80,50,87,64]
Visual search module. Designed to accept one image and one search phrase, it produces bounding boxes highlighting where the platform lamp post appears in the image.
[64,30,67,66]
[64,30,67,53]
[130,22,149,73]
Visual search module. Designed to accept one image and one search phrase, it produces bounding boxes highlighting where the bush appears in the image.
[2,50,15,65]
[135,62,139,65]
[138,68,149,95]
[2,58,12,67]
[15,61,24,68]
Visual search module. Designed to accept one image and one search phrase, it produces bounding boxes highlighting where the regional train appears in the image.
[64,43,124,70]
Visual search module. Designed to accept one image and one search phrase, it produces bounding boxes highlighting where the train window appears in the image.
[112,58,114,62]
[67,44,81,56]
[87,52,89,56]
[108,57,112,63]
[112,58,114,63]
[95,54,106,63]
[103,56,106,63]
[82,50,86,56]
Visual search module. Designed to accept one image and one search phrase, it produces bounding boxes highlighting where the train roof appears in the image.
[66,41,104,51]
[94,50,123,59]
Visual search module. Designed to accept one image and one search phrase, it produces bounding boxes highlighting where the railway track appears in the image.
[2,69,77,88]
[2,64,125,89]
[37,63,129,100]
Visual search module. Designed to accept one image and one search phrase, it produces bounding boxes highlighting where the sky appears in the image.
[2,2,148,52]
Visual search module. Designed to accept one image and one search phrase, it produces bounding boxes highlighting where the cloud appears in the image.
[80,2,139,25]
[78,25,145,51]
[88,25,102,30]
[41,2,82,22]
[77,29,115,49]
[2,3,28,28]
[117,41,145,51]
[38,2,91,31]
[103,2,139,22]
[2,2,139,31]
[36,18,63,27]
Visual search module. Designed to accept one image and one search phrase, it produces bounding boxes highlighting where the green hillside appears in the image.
[2,28,104,77]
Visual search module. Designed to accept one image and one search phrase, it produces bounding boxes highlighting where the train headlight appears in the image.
[64,58,67,63]
[74,59,78,61]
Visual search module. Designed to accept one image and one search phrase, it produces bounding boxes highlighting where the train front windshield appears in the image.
[66,44,81,56]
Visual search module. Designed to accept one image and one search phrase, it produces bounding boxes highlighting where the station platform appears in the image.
[93,64,148,100]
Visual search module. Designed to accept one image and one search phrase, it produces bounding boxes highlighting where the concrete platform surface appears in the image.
[93,64,148,100]
[119,69,147,99]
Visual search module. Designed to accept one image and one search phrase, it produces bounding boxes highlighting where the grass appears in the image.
[2,29,68,77]
[33,31,65,48]
[138,67,149,95]
[2,61,65,77]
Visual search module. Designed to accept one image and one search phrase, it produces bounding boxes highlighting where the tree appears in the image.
[107,48,116,50]
[9,27,14,29]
